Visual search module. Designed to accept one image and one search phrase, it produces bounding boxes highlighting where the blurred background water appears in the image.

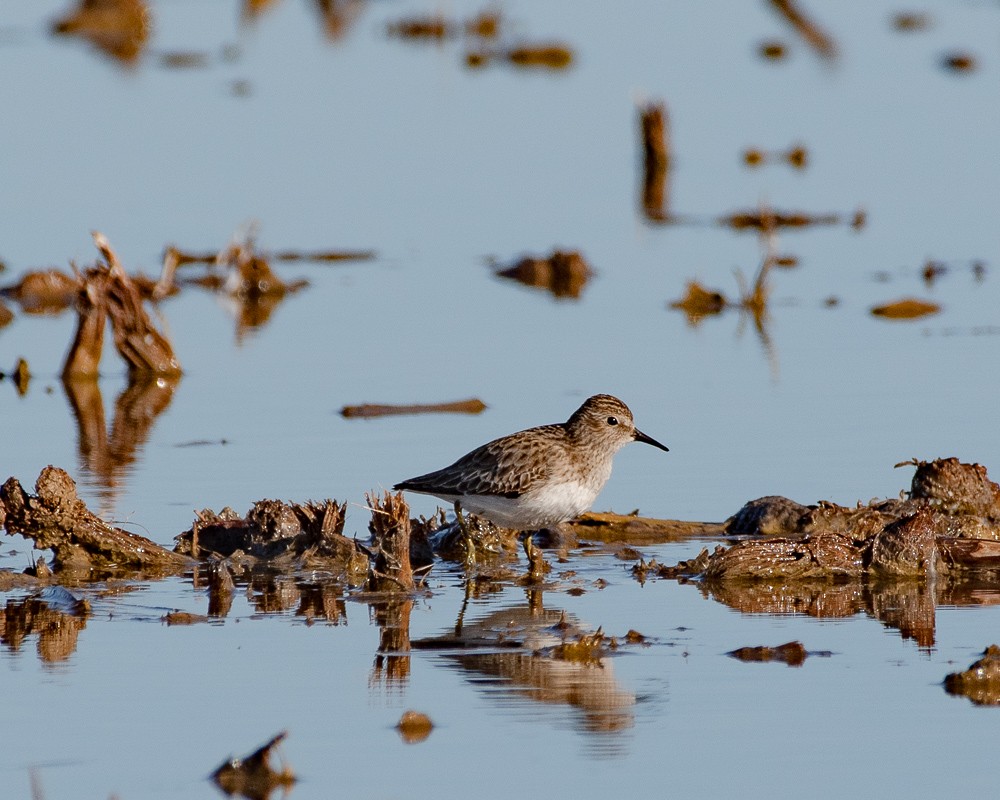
[1,1,999,798]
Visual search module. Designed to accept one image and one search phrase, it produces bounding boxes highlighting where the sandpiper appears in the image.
[393,394,668,530]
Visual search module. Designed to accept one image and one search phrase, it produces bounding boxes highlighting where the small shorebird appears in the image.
[393,394,668,531]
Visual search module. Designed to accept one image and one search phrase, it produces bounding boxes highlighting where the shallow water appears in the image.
[2,1,1000,797]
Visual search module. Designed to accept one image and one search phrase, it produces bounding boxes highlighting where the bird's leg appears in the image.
[454,501,476,566]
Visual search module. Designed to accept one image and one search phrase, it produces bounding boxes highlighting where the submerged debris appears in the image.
[395,710,434,744]
[941,52,977,73]
[892,12,931,32]
[742,144,808,170]
[495,249,592,299]
[870,298,940,319]
[0,268,79,314]
[670,281,727,323]
[340,398,487,419]
[720,208,848,231]
[51,0,150,66]
[387,15,452,40]
[726,641,818,667]
[467,42,574,70]
[212,731,296,799]
[758,40,787,61]
[944,645,1000,706]
[1,466,192,575]
[1,357,33,396]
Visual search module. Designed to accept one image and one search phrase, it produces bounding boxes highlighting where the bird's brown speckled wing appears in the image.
[395,424,566,498]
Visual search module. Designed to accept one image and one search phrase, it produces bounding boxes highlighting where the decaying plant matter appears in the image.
[0,466,192,575]
[63,232,182,379]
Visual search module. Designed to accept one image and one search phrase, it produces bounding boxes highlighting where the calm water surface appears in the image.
[2,1,999,797]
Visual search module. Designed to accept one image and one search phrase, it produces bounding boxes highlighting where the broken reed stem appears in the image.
[640,102,669,172]
[366,491,414,592]
[639,101,670,222]
[768,0,837,58]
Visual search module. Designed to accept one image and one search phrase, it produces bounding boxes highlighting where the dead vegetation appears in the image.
[51,0,149,66]
[340,398,487,419]
[871,298,941,319]
[767,0,837,59]
[630,458,1000,648]
[639,102,671,222]
[944,645,1000,705]
[211,731,296,799]
[726,641,822,667]
[494,249,593,299]
[1,466,192,576]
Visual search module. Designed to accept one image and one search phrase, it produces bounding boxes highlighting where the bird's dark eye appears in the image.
[607,416,619,426]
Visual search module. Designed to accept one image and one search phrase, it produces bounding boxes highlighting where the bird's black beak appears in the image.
[634,428,669,452]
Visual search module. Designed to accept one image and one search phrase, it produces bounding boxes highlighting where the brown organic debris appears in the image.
[1,268,80,315]
[387,15,453,40]
[551,628,607,664]
[893,12,930,32]
[341,398,487,419]
[743,145,808,170]
[51,0,149,65]
[678,459,1000,590]
[758,40,787,60]
[639,102,671,221]
[366,491,416,592]
[942,52,977,73]
[720,209,843,231]
[507,43,573,69]
[162,611,209,625]
[466,11,499,38]
[396,710,434,744]
[669,281,727,323]
[768,0,837,58]
[523,535,551,583]
[12,358,31,396]
[175,499,368,576]
[944,645,1000,706]
[1,466,193,575]
[570,512,725,545]
[63,232,182,379]
[727,641,814,667]
[495,250,592,299]
[870,298,940,319]
[906,457,1000,519]
[212,731,296,798]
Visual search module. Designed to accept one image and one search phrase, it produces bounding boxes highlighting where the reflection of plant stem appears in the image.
[455,576,473,637]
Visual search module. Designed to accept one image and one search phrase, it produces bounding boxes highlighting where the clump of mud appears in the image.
[944,645,1000,706]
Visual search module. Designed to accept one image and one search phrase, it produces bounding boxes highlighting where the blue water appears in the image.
[2,1,1000,797]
